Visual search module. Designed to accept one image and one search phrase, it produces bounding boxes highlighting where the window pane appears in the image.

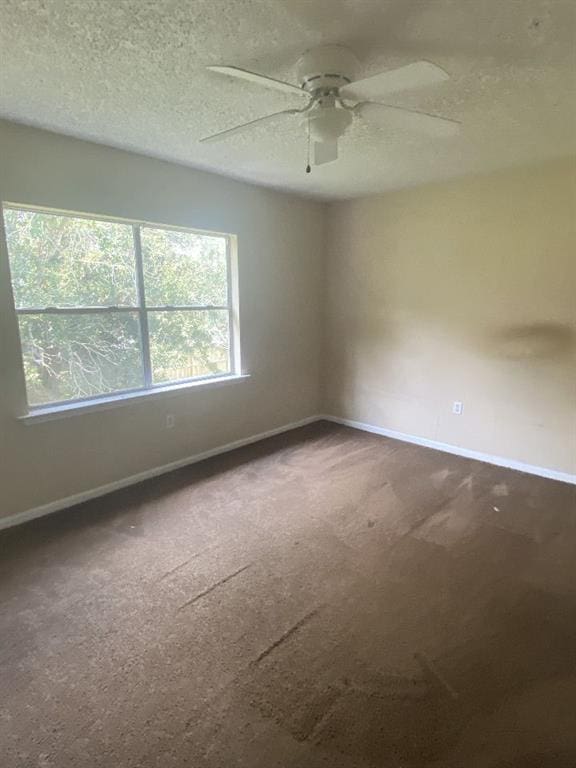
[148,310,230,384]
[141,227,228,306]
[18,313,144,406]
[4,209,137,308]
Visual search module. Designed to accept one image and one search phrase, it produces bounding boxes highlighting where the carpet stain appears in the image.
[493,482,510,497]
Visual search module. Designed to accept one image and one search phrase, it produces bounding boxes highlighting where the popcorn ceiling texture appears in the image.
[0,0,575,199]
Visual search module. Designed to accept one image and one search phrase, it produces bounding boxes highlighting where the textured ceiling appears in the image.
[0,0,575,200]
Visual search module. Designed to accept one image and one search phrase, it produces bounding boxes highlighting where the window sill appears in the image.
[18,374,251,424]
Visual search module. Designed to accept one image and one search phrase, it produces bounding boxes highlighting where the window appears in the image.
[3,206,237,409]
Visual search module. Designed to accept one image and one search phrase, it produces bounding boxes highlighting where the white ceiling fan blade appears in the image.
[340,61,450,102]
[356,102,461,138]
[313,140,338,166]
[207,65,306,97]
[200,109,301,144]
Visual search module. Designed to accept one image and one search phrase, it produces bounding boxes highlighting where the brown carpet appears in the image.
[1,421,575,768]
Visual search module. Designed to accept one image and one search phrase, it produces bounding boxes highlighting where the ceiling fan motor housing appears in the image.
[296,44,359,94]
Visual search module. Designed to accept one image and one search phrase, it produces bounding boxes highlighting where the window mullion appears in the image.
[225,236,235,375]
[132,225,153,388]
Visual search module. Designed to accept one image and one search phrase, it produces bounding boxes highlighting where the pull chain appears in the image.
[306,117,311,174]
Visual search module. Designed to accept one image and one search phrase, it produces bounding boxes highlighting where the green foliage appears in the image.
[18,314,143,404]
[4,209,231,405]
[5,209,137,308]
[149,310,229,384]
[141,226,227,306]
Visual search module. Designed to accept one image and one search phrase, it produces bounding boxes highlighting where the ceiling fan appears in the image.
[200,45,460,169]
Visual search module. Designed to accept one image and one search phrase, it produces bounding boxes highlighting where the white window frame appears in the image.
[3,204,242,416]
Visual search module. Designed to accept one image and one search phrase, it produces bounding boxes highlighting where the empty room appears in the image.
[1,1,575,766]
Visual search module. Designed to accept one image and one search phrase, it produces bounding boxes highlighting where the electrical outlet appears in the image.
[166,414,175,429]
[452,401,463,415]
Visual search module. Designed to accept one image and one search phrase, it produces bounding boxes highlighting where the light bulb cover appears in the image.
[308,107,352,143]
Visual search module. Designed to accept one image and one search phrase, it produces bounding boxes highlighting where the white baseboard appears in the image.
[3,412,573,532]
[321,414,576,486]
[0,415,322,532]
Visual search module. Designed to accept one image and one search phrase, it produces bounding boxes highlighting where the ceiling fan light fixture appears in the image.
[308,106,353,143]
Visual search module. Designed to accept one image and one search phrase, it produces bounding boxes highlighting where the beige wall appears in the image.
[0,120,325,519]
[325,158,576,475]
[1,122,573,521]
